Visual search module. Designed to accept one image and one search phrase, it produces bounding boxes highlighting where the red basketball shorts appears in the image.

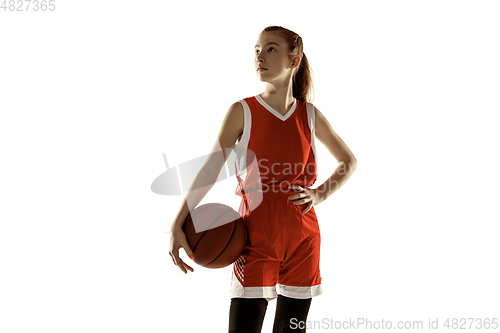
[229,187,323,300]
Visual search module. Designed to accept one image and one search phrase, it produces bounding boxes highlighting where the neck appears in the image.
[260,76,295,115]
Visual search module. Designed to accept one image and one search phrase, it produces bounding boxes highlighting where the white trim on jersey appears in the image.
[229,270,278,299]
[255,94,298,121]
[229,271,324,300]
[234,99,252,181]
[277,284,324,299]
[306,102,319,168]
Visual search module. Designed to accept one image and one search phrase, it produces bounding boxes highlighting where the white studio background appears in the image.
[1,0,499,332]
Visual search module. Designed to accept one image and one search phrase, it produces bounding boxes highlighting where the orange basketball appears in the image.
[182,203,248,269]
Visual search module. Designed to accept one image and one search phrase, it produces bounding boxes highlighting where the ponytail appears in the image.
[293,52,314,103]
[262,26,315,103]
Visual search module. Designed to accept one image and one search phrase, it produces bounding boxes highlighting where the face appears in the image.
[254,32,300,82]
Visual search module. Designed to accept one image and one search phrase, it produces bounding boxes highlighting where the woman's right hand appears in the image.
[169,227,195,274]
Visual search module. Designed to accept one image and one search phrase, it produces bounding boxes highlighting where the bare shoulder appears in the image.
[227,101,244,127]
[217,101,244,149]
[313,106,330,141]
[313,106,357,163]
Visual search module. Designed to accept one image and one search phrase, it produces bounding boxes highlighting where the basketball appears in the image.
[182,203,248,269]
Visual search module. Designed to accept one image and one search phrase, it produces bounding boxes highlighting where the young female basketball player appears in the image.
[169,26,357,333]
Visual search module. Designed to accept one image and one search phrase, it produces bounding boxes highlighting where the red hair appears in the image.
[262,26,315,103]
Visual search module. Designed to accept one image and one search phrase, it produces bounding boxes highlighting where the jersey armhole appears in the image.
[234,100,250,149]
[306,102,319,167]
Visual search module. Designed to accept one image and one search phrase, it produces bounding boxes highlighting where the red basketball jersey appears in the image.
[233,95,318,199]
[229,95,323,299]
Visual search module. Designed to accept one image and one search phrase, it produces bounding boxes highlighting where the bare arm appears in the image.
[169,102,244,273]
[314,106,357,201]
[170,101,244,231]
